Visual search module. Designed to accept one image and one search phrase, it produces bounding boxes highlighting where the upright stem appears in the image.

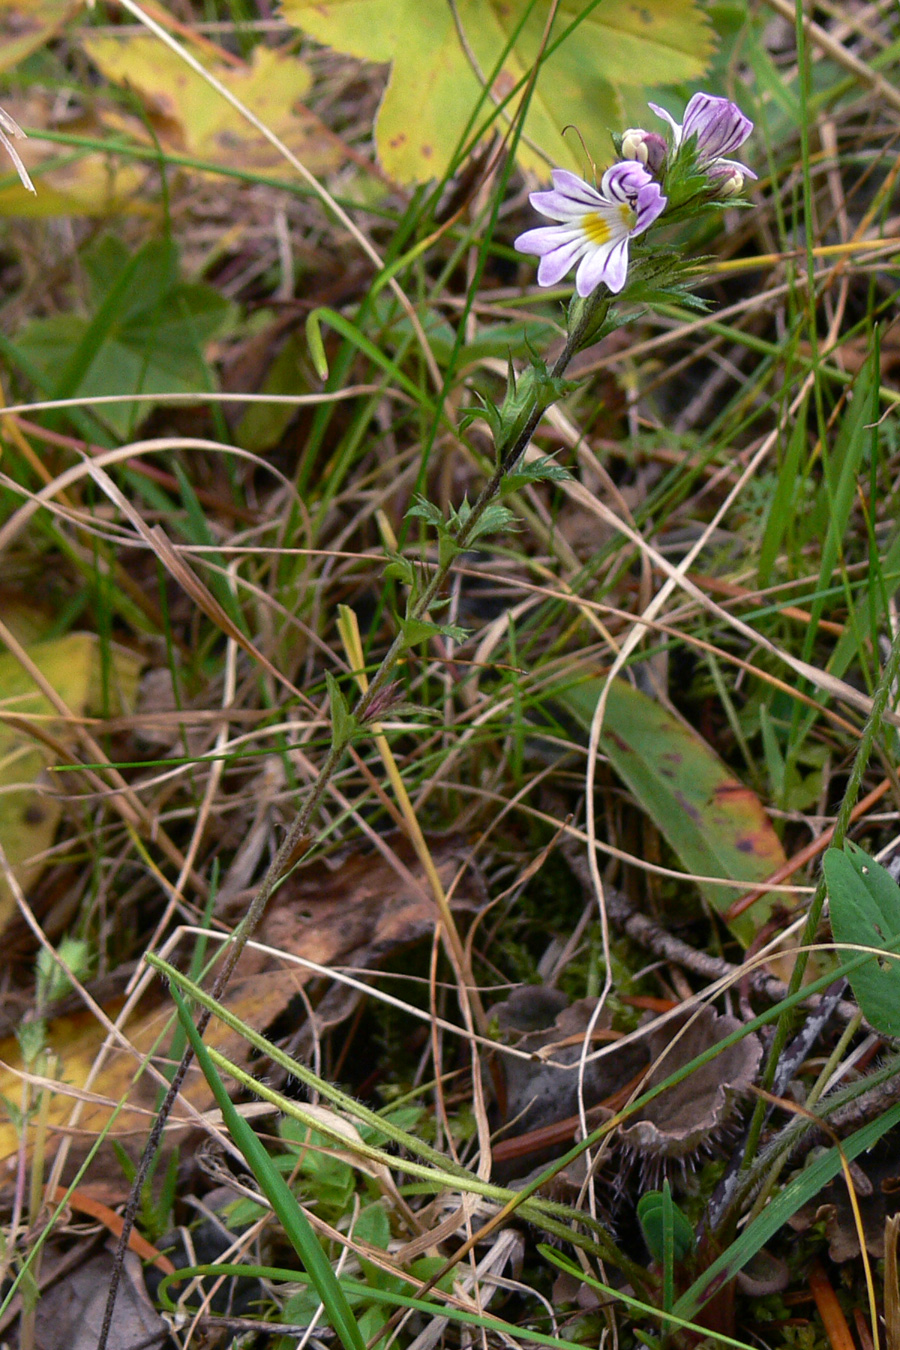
[96,288,611,1350]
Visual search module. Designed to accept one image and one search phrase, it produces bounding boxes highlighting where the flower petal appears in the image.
[632,181,667,234]
[601,159,653,203]
[710,157,758,181]
[576,235,629,295]
[515,225,575,258]
[537,236,590,287]
[528,189,591,222]
[549,168,604,198]
[683,92,752,160]
[648,101,682,146]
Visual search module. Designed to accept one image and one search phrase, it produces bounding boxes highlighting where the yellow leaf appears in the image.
[0,634,142,930]
[283,0,715,182]
[0,971,306,1177]
[0,95,148,217]
[82,37,341,176]
[0,0,82,74]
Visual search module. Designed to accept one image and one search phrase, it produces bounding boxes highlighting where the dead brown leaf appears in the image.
[0,833,485,1179]
[790,1138,900,1262]
[32,1250,165,1350]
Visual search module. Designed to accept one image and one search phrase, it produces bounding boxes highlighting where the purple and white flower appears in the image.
[514,161,667,297]
[649,92,756,185]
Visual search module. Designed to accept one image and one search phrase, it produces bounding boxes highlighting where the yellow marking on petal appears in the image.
[618,202,637,231]
[582,211,612,245]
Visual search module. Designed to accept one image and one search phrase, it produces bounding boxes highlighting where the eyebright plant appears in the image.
[100,91,756,1346]
[416,90,756,620]
[515,89,755,300]
[513,161,667,297]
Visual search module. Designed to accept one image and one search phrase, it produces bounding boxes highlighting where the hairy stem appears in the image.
[96,289,610,1350]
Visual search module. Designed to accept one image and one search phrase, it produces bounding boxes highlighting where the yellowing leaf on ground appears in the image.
[558,677,788,951]
[282,0,714,181]
[0,95,147,217]
[0,0,82,74]
[0,977,302,1180]
[82,37,341,176]
[0,836,485,1175]
[0,634,142,930]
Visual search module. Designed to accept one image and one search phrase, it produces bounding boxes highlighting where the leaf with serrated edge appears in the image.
[282,0,713,181]
[82,38,339,176]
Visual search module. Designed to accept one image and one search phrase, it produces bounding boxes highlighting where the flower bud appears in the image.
[620,128,667,176]
[708,164,745,198]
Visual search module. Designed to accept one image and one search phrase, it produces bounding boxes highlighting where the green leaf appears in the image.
[13,236,233,437]
[306,310,331,381]
[501,455,572,491]
[353,1202,391,1253]
[461,502,519,544]
[397,616,468,648]
[382,553,416,587]
[405,496,445,529]
[238,331,312,451]
[491,360,573,463]
[325,671,357,747]
[282,0,714,182]
[459,394,502,443]
[556,677,788,948]
[824,843,900,1036]
[637,1188,694,1263]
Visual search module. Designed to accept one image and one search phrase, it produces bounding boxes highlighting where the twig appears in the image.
[560,840,867,1028]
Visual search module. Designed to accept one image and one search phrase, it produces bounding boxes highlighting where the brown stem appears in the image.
[96,290,611,1350]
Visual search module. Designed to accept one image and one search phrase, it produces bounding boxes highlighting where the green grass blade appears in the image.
[157,1259,754,1350]
[674,1092,900,1319]
[166,983,366,1350]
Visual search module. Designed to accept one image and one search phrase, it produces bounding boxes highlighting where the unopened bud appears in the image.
[708,165,745,198]
[620,128,667,176]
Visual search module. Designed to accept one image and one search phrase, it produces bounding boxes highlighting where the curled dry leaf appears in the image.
[32,1250,164,1350]
[735,1247,790,1297]
[617,1005,762,1180]
[488,992,762,1190]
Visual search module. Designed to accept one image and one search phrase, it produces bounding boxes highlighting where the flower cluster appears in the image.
[514,162,666,298]
[515,91,753,299]
[647,92,757,196]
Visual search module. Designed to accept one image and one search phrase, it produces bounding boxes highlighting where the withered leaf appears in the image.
[789,1138,900,1262]
[488,987,648,1184]
[0,833,485,1181]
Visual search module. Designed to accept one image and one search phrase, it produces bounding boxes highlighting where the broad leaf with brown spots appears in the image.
[281,0,714,183]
